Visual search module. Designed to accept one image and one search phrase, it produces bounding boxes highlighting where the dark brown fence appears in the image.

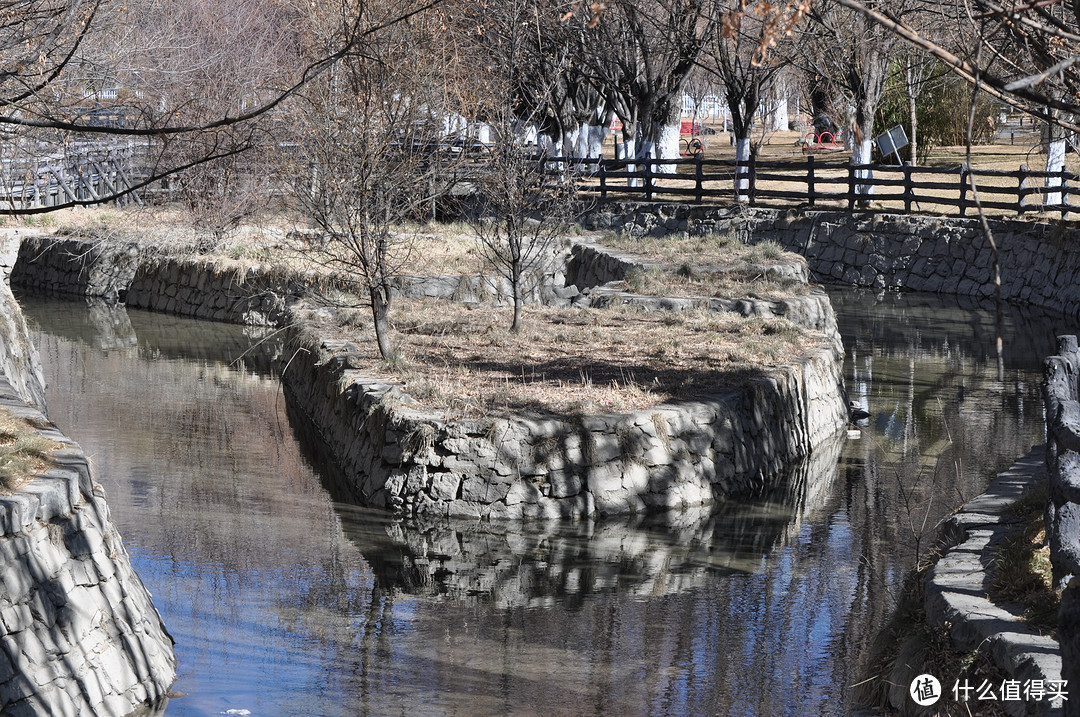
[549,155,1080,218]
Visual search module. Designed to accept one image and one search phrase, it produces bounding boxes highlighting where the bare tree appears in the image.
[289,0,460,359]
[470,0,578,332]
[702,0,796,200]
[577,0,713,172]
[799,0,907,200]
[0,0,397,215]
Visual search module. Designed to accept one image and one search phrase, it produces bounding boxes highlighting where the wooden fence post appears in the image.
[807,156,815,207]
[599,161,607,200]
[958,163,969,217]
[903,162,913,213]
[1018,164,1028,215]
[1062,166,1070,220]
[748,153,757,207]
[643,161,653,201]
[847,163,856,211]
[695,154,703,203]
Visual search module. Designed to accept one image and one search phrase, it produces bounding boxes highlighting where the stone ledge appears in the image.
[924,448,1062,717]
[0,374,176,716]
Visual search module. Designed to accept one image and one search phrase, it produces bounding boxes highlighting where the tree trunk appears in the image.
[770,97,788,132]
[906,63,919,164]
[735,137,752,203]
[658,121,681,167]
[852,138,875,200]
[1047,132,1067,207]
[621,136,639,187]
[587,115,609,159]
[370,284,393,360]
[510,272,523,332]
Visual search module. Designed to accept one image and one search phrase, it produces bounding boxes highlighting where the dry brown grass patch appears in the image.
[318,296,821,418]
[0,410,61,493]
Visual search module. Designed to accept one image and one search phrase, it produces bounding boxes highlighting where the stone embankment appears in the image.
[918,449,1063,717]
[0,273,176,715]
[339,429,846,608]
[280,309,846,519]
[583,204,1080,318]
[10,233,850,519]
[1043,336,1080,717]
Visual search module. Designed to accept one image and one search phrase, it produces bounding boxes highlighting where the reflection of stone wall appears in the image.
[348,431,844,608]
[11,235,849,519]
[280,310,848,519]
[0,282,45,412]
[583,204,1080,316]
[0,378,176,716]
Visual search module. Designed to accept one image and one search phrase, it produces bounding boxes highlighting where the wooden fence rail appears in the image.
[546,155,1080,218]
[0,142,145,211]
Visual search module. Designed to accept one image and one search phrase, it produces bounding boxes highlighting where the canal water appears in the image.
[15,288,1066,717]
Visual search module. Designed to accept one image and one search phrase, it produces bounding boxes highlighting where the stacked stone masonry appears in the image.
[0,378,176,716]
[583,204,1080,318]
[1042,336,1080,716]
[280,310,848,519]
[10,233,850,518]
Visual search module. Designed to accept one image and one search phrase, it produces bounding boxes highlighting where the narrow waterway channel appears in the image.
[15,288,1064,716]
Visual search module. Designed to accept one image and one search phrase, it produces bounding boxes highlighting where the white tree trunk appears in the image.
[657,121,681,173]
[476,123,491,145]
[621,138,639,187]
[562,126,580,159]
[575,123,590,160]
[853,139,875,199]
[735,137,751,202]
[587,123,607,158]
[1046,138,1067,207]
[770,98,788,132]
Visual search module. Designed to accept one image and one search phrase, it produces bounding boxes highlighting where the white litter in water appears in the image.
[222,710,251,716]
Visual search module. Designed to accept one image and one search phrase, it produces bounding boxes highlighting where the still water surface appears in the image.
[16,289,1066,716]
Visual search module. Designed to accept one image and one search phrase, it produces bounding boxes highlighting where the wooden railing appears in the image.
[547,155,1080,218]
[0,141,145,211]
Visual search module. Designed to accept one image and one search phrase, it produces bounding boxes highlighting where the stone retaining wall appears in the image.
[0,378,176,716]
[10,236,141,303]
[1042,336,1080,716]
[279,307,848,519]
[10,234,850,519]
[564,241,837,335]
[917,449,1063,717]
[583,204,1080,318]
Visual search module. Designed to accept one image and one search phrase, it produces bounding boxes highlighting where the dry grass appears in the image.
[992,486,1060,634]
[599,233,810,300]
[315,295,820,418]
[622,265,808,300]
[600,231,790,265]
[0,410,60,493]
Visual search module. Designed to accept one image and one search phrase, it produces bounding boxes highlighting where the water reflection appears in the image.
[16,289,1068,716]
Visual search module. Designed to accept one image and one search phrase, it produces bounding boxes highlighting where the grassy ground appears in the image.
[990,485,1059,634]
[315,295,818,418]
[0,410,60,492]
[599,233,811,299]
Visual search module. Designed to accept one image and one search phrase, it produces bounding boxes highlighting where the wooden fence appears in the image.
[551,155,1080,218]
[0,141,144,211]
